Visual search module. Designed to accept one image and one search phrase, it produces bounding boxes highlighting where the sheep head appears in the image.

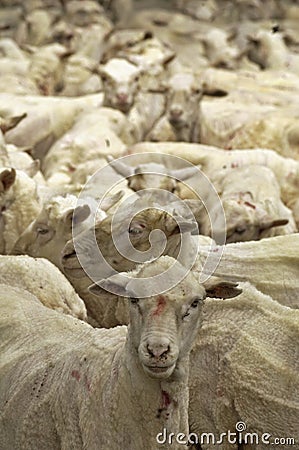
[61,198,197,280]
[90,256,242,380]
[107,156,198,193]
[11,194,91,269]
[206,196,289,243]
[98,58,142,113]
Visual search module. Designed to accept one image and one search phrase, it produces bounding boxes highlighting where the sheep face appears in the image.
[99,59,142,113]
[91,257,242,380]
[93,257,206,380]
[65,0,104,26]
[133,290,204,380]
[222,198,289,243]
[166,73,202,135]
[11,198,90,270]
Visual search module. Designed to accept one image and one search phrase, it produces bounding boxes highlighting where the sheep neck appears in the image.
[101,333,190,449]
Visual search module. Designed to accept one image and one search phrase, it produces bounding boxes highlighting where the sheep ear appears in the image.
[0,113,27,134]
[107,156,134,177]
[260,217,289,231]
[170,166,199,181]
[100,190,124,212]
[89,273,130,297]
[204,278,242,299]
[64,205,91,228]
[0,168,16,192]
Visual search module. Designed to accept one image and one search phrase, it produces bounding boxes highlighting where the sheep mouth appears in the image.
[142,363,176,379]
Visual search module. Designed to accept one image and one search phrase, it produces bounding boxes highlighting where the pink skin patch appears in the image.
[152,295,166,317]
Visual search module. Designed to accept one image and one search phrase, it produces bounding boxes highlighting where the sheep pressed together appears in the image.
[0,0,299,448]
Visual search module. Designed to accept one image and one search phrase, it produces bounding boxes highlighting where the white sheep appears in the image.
[11,191,124,271]
[27,43,70,96]
[247,28,299,73]
[201,164,297,242]
[189,281,299,449]
[98,57,142,113]
[195,233,299,309]
[2,93,104,161]
[42,107,135,185]
[126,142,299,227]
[98,57,167,140]
[148,71,203,143]
[0,256,236,449]
[107,155,199,193]
[64,0,106,27]
[61,195,198,326]
[0,167,41,254]
[201,28,244,70]
[0,255,86,319]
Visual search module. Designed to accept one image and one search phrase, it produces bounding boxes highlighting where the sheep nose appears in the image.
[147,342,170,359]
[116,92,128,103]
[170,107,183,119]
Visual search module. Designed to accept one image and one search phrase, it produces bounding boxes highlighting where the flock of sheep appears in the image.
[0,0,299,449]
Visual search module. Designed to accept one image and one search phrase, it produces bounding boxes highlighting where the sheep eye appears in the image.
[191,298,201,308]
[192,88,202,95]
[130,297,139,305]
[37,227,49,235]
[129,223,145,235]
[235,227,246,234]
[129,227,143,235]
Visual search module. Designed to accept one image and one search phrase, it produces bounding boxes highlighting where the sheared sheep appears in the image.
[98,57,167,140]
[0,256,238,449]
[200,164,297,242]
[11,191,124,271]
[107,155,199,193]
[189,281,299,449]
[247,28,299,73]
[148,71,203,142]
[125,143,299,227]
[0,255,86,319]
[195,233,299,309]
[42,108,135,186]
[2,93,104,161]
[61,194,198,326]
[0,167,41,254]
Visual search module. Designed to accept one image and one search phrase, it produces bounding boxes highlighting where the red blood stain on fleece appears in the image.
[162,391,171,408]
[152,295,166,317]
[71,370,81,382]
[71,370,92,392]
[157,391,172,419]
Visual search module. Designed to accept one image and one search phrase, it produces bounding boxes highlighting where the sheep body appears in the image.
[0,255,86,319]
[126,142,299,226]
[196,233,299,309]
[189,282,299,449]
[0,256,206,449]
[201,164,297,242]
